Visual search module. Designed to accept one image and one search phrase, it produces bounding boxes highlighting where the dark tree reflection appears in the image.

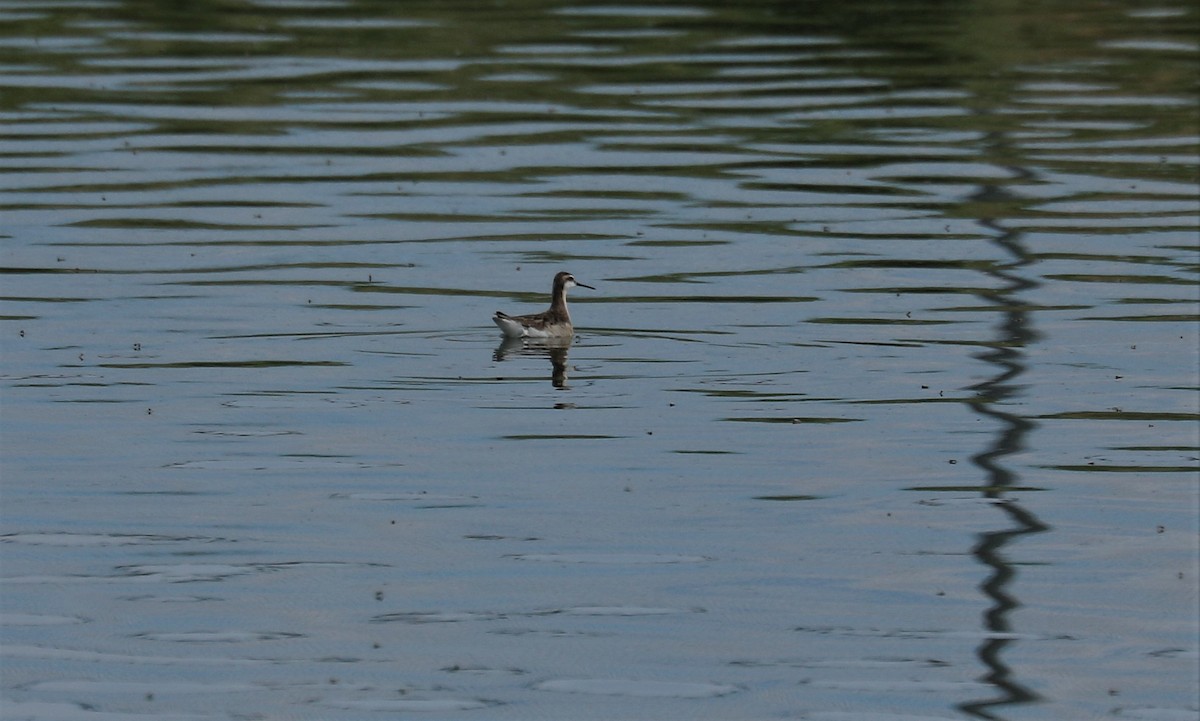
[958,180,1051,720]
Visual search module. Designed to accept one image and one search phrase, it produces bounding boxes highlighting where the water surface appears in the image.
[2,1,1198,719]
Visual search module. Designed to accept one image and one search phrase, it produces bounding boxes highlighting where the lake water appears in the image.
[1,1,1197,719]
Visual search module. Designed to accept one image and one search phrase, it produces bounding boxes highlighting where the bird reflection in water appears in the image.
[493,336,572,388]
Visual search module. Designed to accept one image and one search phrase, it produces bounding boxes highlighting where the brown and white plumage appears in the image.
[493,271,594,339]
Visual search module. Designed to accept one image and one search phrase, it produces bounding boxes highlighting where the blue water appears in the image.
[2,1,1198,719]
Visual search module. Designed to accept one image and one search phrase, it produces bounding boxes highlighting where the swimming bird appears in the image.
[493,271,594,339]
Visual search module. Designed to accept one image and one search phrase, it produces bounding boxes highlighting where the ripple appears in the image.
[535,605,703,617]
[332,491,481,506]
[731,657,950,669]
[0,700,212,721]
[370,605,702,624]
[802,714,967,721]
[2,644,269,666]
[281,18,433,30]
[0,532,223,546]
[1113,709,1200,720]
[107,31,290,43]
[805,680,986,693]
[22,680,259,694]
[164,458,377,471]
[0,613,86,626]
[134,630,304,643]
[328,698,500,712]
[792,625,1069,641]
[119,594,223,603]
[510,553,712,564]
[554,5,711,17]
[533,678,739,698]
[491,628,612,638]
[111,561,383,583]
[116,563,263,583]
[371,611,504,624]
[218,396,367,409]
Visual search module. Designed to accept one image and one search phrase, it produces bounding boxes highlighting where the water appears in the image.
[2,1,1198,719]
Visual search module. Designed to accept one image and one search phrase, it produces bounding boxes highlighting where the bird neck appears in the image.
[550,287,570,316]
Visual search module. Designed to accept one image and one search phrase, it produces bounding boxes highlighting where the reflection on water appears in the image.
[959,164,1050,719]
[494,336,573,389]
[1,0,1197,719]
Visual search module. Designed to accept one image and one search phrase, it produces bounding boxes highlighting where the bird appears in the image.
[493,271,594,339]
